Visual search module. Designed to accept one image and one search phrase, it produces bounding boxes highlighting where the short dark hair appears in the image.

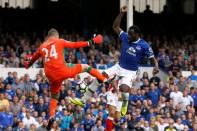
[128,25,141,34]
[47,28,59,37]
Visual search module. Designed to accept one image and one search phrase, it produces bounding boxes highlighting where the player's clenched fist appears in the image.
[121,6,127,13]
[88,34,103,45]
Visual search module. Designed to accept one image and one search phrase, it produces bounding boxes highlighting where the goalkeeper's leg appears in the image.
[49,81,62,118]
[81,64,108,83]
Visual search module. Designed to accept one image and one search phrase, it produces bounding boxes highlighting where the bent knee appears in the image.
[119,84,130,92]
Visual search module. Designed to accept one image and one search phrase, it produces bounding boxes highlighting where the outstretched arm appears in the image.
[63,41,89,48]
[113,6,127,35]
[62,34,103,48]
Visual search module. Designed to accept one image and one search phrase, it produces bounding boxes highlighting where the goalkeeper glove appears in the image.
[23,55,32,69]
[24,61,29,69]
[88,34,103,46]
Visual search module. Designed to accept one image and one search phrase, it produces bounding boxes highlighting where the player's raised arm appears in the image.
[62,34,103,48]
[112,6,127,35]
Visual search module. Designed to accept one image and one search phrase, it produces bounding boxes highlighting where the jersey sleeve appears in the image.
[143,42,154,58]
[119,31,128,42]
[29,48,41,66]
[60,39,89,48]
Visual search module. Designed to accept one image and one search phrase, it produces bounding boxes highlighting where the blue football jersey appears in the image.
[119,31,154,71]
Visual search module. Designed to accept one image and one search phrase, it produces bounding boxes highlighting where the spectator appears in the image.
[0,107,14,129]
[24,74,35,96]
[17,106,27,121]
[175,104,184,119]
[142,72,149,81]
[4,84,15,100]
[26,97,35,113]
[157,117,168,131]
[181,90,194,112]
[149,116,159,131]
[164,119,177,131]
[176,76,187,92]
[188,69,197,82]
[35,97,48,116]
[169,59,181,76]
[71,122,83,131]
[144,120,152,131]
[174,118,184,130]
[181,114,190,127]
[81,114,95,131]
[147,83,160,106]
[170,85,183,108]
[96,59,107,70]
[58,99,66,112]
[73,105,85,124]
[119,117,129,131]
[47,118,60,131]
[92,119,105,131]
[4,72,14,85]
[10,95,22,116]
[30,124,37,131]
[190,87,197,113]
[13,121,25,131]
[135,108,144,122]
[59,110,73,130]
[15,88,23,98]
[22,111,38,130]
[36,119,48,131]
[12,78,25,92]
[146,108,156,121]
[135,122,144,131]
[0,92,9,112]
[99,87,107,98]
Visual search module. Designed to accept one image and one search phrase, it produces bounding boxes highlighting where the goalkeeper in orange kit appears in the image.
[24,28,107,118]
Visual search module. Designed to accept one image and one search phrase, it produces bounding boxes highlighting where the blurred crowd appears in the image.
[1,32,197,73]
[0,32,197,131]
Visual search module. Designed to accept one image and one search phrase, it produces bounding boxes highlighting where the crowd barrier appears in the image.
[0,67,170,82]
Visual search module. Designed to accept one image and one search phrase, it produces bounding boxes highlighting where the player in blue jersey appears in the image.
[104,5,159,116]
[70,6,159,117]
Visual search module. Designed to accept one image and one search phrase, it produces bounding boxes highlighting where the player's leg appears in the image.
[106,91,118,131]
[80,64,117,103]
[49,81,62,117]
[80,64,108,82]
[115,101,123,121]
[106,105,116,131]
[66,63,107,83]
[119,77,132,116]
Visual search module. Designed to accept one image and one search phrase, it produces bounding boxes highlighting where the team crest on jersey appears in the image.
[127,47,136,56]
[136,46,141,50]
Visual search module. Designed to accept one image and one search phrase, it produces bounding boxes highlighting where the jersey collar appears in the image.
[132,38,140,44]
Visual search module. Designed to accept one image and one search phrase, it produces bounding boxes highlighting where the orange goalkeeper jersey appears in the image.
[30,38,89,69]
